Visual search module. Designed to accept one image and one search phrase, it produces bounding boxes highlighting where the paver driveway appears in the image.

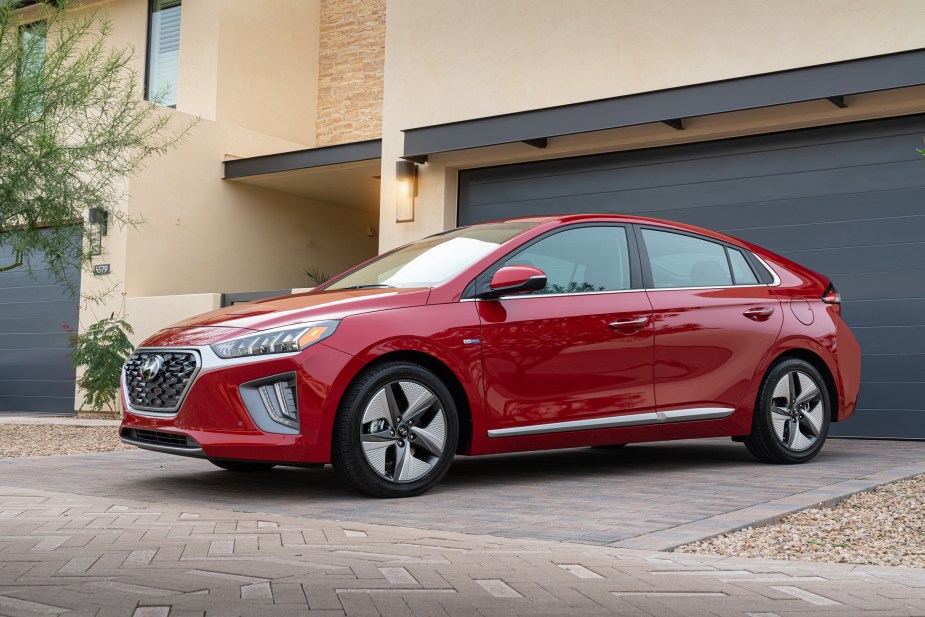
[4,485,925,616]
[2,438,925,549]
[3,438,925,616]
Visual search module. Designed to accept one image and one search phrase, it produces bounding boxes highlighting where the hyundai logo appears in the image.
[140,355,164,381]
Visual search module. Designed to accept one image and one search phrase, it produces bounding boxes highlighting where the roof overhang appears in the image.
[223,139,382,213]
[402,49,925,160]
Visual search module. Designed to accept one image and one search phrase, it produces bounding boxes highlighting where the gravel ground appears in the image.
[0,425,131,458]
[678,474,925,567]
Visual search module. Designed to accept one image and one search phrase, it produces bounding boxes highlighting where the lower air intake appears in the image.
[239,372,300,433]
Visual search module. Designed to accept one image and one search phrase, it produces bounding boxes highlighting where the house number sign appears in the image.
[93,263,111,275]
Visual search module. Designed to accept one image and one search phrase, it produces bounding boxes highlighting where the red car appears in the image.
[120,215,861,497]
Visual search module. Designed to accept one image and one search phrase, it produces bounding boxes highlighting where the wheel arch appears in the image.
[766,348,839,424]
[350,350,474,455]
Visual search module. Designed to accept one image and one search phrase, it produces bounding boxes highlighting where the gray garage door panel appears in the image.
[840,410,925,439]
[785,243,925,276]
[861,355,924,384]
[458,114,925,438]
[844,299,925,327]
[0,236,80,415]
[858,383,925,411]
[835,272,925,301]
[647,190,925,243]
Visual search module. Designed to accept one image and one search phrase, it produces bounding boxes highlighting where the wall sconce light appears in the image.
[395,160,418,223]
[87,207,109,256]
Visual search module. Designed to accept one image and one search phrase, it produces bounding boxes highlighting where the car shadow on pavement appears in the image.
[127,438,845,505]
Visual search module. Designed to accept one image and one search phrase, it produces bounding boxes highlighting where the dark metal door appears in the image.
[0,233,81,414]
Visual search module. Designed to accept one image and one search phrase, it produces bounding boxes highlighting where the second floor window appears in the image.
[18,21,46,115]
[146,0,181,107]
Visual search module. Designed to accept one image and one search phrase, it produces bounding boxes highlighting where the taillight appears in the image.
[822,283,841,304]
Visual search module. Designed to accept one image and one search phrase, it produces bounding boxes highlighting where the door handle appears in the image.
[743,307,775,321]
[608,316,649,330]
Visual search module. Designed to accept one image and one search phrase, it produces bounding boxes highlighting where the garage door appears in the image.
[458,114,925,438]
[0,237,80,415]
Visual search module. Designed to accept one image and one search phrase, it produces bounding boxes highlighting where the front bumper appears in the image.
[120,342,354,464]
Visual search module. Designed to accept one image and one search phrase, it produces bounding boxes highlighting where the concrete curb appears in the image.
[612,460,925,551]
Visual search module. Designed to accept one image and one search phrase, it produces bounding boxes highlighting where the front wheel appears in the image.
[332,361,458,498]
[744,358,831,464]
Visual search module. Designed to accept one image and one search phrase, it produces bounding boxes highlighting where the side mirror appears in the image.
[479,265,547,299]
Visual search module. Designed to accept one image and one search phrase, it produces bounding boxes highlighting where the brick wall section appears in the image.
[315,0,386,146]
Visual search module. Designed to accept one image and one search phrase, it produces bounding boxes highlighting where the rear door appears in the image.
[476,224,656,435]
[637,227,782,414]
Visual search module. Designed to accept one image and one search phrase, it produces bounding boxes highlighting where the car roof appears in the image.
[471,213,761,253]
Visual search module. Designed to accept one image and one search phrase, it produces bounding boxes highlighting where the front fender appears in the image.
[319,303,486,455]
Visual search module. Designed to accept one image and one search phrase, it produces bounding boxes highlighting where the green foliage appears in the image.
[0,0,188,298]
[304,266,331,286]
[68,316,134,413]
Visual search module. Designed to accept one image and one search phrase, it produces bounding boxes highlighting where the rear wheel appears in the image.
[210,460,277,472]
[744,358,830,464]
[332,361,458,498]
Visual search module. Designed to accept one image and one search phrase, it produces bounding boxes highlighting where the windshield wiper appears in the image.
[340,284,396,290]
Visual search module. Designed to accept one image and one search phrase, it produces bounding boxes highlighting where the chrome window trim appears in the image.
[751,253,782,286]
[643,283,770,292]
[463,250,781,301]
[487,406,734,438]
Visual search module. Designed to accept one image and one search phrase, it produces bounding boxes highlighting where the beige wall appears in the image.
[316,0,386,145]
[178,0,321,146]
[125,293,222,346]
[123,112,379,298]
[377,0,925,251]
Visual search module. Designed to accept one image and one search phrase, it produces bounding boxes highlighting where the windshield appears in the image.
[324,221,537,290]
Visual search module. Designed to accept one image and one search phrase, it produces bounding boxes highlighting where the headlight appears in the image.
[210,321,338,359]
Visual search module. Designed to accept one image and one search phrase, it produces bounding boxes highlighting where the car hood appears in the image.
[167,287,431,333]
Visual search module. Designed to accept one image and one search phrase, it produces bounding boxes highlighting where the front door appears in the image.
[477,225,655,434]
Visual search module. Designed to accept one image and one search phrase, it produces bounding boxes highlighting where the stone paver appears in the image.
[1,438,923,549]
[2,485,925,616]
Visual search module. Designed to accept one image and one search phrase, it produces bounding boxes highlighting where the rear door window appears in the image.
[728,248,759,285]
[642,229,732,288]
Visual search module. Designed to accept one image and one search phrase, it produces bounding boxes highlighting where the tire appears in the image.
[744,358,831,464]
[210,460,277,472]
[331,361,458,498]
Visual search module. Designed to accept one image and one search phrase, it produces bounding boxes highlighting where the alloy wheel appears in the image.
[769,370,825,452]
[359,380,447,483]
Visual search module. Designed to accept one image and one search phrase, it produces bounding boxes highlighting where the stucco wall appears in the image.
[123,113,379,298]
[178,0,321,146]
[377,0,925,251]
[315,0,386,145]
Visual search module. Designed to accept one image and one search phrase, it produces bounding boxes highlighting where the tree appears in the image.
[0,0,186,295]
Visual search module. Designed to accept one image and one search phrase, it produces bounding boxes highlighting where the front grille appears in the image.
[123,428,199,449]
[124,350,199,412]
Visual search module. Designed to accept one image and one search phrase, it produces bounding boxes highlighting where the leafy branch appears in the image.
[0,0,191,300]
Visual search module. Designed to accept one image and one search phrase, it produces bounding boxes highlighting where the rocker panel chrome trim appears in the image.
[487,407,735,438]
